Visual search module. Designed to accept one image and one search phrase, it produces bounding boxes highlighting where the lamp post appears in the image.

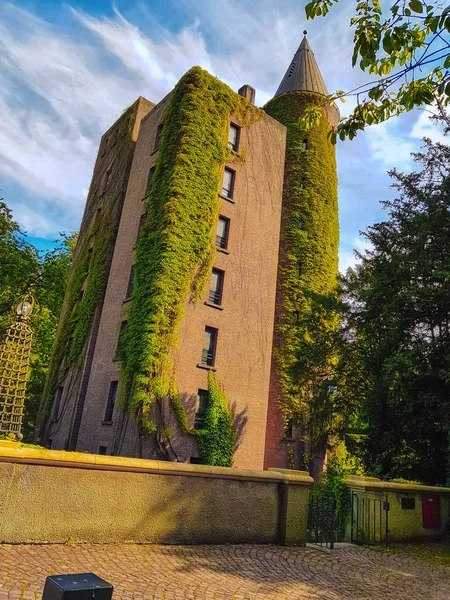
[0,295,34,441]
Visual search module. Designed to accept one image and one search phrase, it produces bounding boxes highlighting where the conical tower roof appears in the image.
[275,32,328,97]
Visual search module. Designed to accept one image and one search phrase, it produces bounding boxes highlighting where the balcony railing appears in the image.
[216,234,226,249]
[201,348,214,366]
[208,289,221,305]
[221,187,232,198]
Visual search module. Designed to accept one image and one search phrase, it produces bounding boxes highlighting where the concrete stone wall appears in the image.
[0,446,312,545]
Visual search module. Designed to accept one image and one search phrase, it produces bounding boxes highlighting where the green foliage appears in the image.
[0,198,74,441]
[196,371,236,467]
[337,126,450,485]
[39,211,112,422]
[119,66,258,433]
[304,0,450,140]
[170,371,236,467]
[263,93,340,449]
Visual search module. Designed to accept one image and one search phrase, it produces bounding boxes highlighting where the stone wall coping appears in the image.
[344,475,450,495]
[0,446,314,486]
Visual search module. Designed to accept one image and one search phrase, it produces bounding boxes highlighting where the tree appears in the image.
[336,127,450,485]
[0,199,74,441]
[304,0,450,140]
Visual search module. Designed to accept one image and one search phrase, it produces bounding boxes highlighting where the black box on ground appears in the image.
[42,573,113,600]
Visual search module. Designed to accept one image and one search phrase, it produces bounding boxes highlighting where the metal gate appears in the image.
[351,491,389,546]
[307,494,336,549]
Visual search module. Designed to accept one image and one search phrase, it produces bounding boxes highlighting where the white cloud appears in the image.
[339,235,373,274]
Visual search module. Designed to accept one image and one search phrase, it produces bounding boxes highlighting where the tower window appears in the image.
[104,381,118,423]
[98,446,107,455]
[146,166,155,193]
[300,181,305,189]
[126,265,135,299]
[100,167,112,195]
[154,123,164,151]
[201,327,218,367]
[228,124,240,152]
[284,419,294,439]
[302,139,308,150]
[216,216,230,250]
[114,320,127,360]
[209,269,224,305]
[288,62,296,77]
[221,168,235,199]
[194,389,209,430]
[52,386,64,421]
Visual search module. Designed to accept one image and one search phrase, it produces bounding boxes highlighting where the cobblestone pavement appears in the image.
[1,542,450,600]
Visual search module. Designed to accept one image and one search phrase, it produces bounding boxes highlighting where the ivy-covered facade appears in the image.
[41,35,339,472]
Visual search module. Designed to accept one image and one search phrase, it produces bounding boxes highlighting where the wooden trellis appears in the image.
[0,317,33,436]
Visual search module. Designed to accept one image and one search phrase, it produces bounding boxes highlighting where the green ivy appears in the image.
[119,66,258,437]
[264,92,339,436]
[170,371,236,467]
[38,213,112,421]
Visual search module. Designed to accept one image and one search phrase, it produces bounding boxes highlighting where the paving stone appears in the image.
[0,543,450,599]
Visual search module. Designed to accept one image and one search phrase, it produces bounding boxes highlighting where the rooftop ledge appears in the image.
[0,442,314,486]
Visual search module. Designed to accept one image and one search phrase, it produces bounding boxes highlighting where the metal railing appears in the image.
[307,494,336,549]
[351,492,389,546]
[201,349,214,366]
[208,289,221,305]
[216,234,227,249]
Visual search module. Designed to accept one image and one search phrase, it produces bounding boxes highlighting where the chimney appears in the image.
[238,85,256,105]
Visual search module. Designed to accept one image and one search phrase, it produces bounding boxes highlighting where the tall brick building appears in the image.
[40,34,339,471]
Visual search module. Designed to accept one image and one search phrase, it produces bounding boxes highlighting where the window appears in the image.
[52,386,64,421]
[126,265,135,299]
[114,320,127,360]
[209,269,224,305]
[104,381,118,423]
[284,419,293,439]
[228,124,240,152]
[194,389,209,430]
[98,446,107,455]
[154,123,164,151]
[190,456,205,464]
[302,139,308,150]
[100,167,112,195]
[401,497,416,510]
[146,166,155,193]
[300,181,305,189]
[221,168,235,199]
[216,216,230,250]
[86,246,94,272]
[201,327,217,367]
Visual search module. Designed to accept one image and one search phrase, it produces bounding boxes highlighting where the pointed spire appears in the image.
[275,32,329,97]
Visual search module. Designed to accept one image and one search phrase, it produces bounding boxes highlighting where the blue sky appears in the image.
[0,1,446,267]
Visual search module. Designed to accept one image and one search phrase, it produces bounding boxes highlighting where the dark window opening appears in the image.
[190,456,205,464]
[146,166,155,193]
[209,269,224,305]
[101,167,112,195]
[115,320,127,360]
[126,265,135,299]
[52,386,64,421]
[288,62,296,77]
[216,216,230,249]
[194,389,209,430]
[104,380,118,423]
[201,326,217,367]
[154,123,164,151]
[221,168,235,199]
[47,439,52,449]
[302,139,308,150]
[293,310,300,322]
[98,446,107,455]
[401,497,416,510]
[228,124,240,152]
[300,181,305,189]
[284,419,293,439]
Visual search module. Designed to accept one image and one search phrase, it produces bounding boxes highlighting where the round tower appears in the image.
[263,33,340,475]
